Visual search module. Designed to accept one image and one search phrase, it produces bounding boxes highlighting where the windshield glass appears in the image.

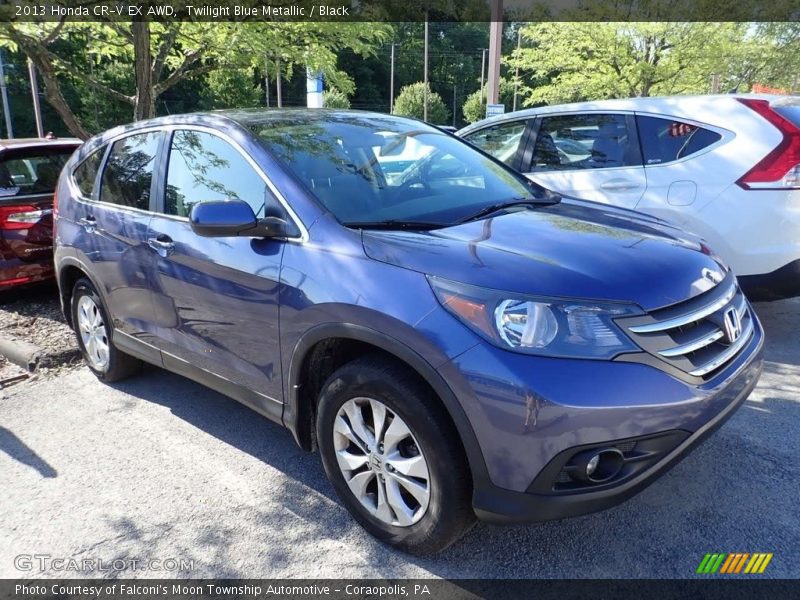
[244,113,544,227]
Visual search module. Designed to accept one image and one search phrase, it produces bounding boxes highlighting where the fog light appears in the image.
[586,454,600,476]
[573,448,625,483]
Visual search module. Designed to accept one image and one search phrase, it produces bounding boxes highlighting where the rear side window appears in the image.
[531,113,636,171]
[636,116,721,165]
[463,120,527,166]
[73,147,105,198]
[0,149,72,198]
[99,132,161,210]
[163,130,269,218]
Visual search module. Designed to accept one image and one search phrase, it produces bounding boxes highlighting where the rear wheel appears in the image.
[71,277,141,382]
[316,356,475,554]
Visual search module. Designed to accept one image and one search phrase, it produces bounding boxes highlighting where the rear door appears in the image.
[145,128,287,407]
[520,112,647,209]
[633,113,728,223]
[81,131,163,341]
[0,145,75,284]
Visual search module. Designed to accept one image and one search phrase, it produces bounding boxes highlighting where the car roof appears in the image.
[457,93,790,135]
[0,137,81,152]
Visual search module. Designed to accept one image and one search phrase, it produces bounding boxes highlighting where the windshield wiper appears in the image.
[345,220,445,231]
[457,195,560,224]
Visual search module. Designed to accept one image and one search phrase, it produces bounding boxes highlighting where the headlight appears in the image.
[428,276,642,359]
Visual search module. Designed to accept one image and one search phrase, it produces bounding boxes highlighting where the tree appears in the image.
[323,89,351,109]
[392,82,449,124]
[0,19,389,138]
[462,78,517,123]
[506,22,800,106]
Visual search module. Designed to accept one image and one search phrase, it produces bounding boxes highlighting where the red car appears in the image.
[0,137,80,289]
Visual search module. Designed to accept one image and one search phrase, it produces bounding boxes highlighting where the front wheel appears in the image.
[316,357,475,554]
[71,277,141,382]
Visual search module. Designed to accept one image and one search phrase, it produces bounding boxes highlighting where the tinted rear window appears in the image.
[637,116,722,165]
[73,146,105,198]
[772,104,800,127]
[0,148,73,198]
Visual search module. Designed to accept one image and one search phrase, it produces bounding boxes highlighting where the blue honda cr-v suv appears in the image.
[54,110,764,554]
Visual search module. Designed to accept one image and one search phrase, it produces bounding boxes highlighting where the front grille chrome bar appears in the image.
[689,318,754,377]
[629,282,737,334]
[658,329,725,358]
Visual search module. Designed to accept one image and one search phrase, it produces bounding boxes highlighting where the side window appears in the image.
[463,120,527,166]
[637,116,722,165]
[164,130,269,218]
[531,113,635,171]
[73,146,105,198]
[99,133,160,210]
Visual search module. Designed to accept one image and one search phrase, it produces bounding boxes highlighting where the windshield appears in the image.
[245,113,545,227]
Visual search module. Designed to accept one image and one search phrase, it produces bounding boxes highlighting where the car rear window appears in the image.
[771,103,800,128]
[0,148,73,198]
[637,116,722,165]
[73,146,105,198]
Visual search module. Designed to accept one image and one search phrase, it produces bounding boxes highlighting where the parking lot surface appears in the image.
[1,298,798,579]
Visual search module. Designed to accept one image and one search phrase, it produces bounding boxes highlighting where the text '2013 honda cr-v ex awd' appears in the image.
[54,110,764,554]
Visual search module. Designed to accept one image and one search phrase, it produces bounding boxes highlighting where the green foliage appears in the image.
[462,78,518,123]
[323,89,351,109]
[0,21,390,137]
[506,22,800,107]
[392,82,449,124]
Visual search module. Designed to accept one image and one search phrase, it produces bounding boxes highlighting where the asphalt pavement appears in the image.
[1,298,798,579]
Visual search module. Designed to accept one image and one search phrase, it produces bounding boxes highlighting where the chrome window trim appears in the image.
[66,124,309,244]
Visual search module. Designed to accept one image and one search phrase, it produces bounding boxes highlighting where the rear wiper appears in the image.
[457,195,559,224]
[345,220,445,231]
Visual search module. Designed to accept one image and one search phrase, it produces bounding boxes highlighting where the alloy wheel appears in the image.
[77,295,110,371]
[333,397,431,527]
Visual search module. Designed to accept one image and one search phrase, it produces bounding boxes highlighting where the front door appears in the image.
[146,129,286,407]
[522,112,647,210]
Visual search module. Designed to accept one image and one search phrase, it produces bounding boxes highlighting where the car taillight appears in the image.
[53,188,59,216]
[0,205,51,230]
[736,98,800,190]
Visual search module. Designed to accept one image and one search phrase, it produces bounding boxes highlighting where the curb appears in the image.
[0,336,47,372]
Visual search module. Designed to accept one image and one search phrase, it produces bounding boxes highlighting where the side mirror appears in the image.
[189,199,296,239]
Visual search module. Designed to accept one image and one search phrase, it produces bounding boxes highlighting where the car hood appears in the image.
[361,200,728,311]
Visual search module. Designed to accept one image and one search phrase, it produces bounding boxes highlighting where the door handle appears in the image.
[78,216,96,232]
[600,179,639,192]
[147,235,175,258]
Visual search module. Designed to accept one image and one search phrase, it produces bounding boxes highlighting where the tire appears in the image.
[316,356,475,554]
[71,277,141,382]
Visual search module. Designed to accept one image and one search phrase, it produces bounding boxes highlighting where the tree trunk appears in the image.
[10,36,91,139]
[132,20,155,121]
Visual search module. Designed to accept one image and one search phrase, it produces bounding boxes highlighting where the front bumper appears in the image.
[438,314,764,523]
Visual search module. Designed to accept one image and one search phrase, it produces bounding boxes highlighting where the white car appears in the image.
[458,94,800,300]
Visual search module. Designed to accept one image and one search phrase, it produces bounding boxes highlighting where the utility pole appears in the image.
[276,57,282,108]
[264,54,270,107]
[453,83,457,127]
[28,59,43,138]
[710,73,720,94]
[389,43,395,113]
[480,48,487,105]
[423,18,429,122]
[0,50,13,139]
[513,27,522,112]
[486,0,503,107]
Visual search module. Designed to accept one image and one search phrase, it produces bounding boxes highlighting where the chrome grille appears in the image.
[617,273,754,380]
